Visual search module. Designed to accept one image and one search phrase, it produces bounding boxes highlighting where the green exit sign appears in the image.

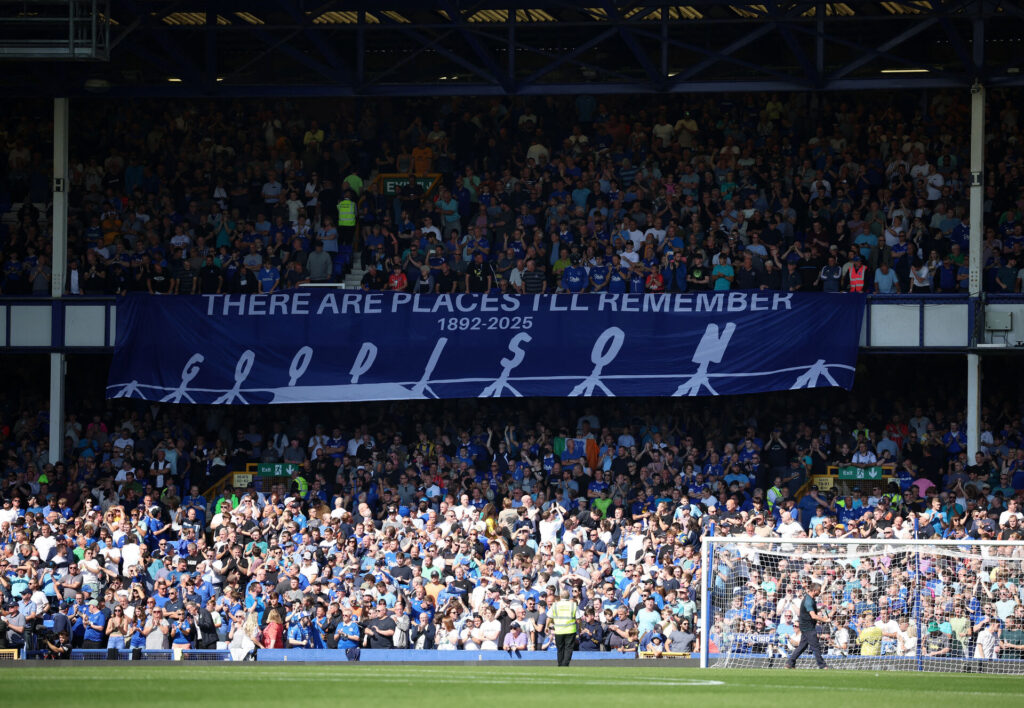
[257,463,299,477]
[377,173,439,197]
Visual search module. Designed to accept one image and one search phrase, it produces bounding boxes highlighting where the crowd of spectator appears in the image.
[0,354,1022,659]
[3,90,1024,298]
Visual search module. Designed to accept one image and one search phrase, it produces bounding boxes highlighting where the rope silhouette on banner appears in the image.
[569,327,625,397]
[410,338,447,398]
[790,359,840,389]
[480,333,532,397]
[160,354,204,403]
[105,325,855,401]
[111,379,144,399]
[212,350,255,404]
[288,347,313,386]
[674,322,737,396]
[349,343,377,384]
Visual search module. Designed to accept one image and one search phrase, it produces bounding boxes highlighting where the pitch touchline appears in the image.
[730,682,1015,697]
[32,672,724,687]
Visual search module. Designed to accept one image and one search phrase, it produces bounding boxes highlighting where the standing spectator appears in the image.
[711,256,734,291]
[874,261,899,293]
[306,242,332,284]
[817,253,842,292]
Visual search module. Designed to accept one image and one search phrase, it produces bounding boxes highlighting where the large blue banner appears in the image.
[107,291,865,404]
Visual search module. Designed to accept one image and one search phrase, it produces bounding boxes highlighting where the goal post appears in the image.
[700,535,1024,673]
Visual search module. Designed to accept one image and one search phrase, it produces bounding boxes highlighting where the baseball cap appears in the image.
[927,621,939,632]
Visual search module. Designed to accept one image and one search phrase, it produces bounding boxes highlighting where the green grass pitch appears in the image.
[3,664,1023,707]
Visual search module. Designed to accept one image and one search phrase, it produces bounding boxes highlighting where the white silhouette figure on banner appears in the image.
[674,322,737,396]
[106,317,857,402]
[409,338,447,398]
[790,359,840,389]
[480,333,532,397]
[213,350,255,404]
[569,327,624,396]
[112,380,143,399]
[288,346,313,386]
[269,340,448,403]
[349,343,377,383]
[160,354,204,403]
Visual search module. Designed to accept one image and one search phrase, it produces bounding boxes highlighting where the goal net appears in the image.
[702,536,1024,674]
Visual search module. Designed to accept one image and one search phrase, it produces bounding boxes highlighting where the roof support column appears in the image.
[966,81,984,459]
[50,97,69,467]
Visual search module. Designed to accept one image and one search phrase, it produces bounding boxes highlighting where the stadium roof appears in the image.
[2,0,1023,96]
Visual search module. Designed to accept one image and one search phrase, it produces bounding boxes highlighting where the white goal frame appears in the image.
[698,535,1024,670]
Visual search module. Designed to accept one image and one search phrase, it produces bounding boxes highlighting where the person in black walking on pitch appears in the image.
[785,582,830,669]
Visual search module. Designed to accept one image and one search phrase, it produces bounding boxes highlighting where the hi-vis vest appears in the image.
[767,486,783,510]
[550,600,578,634]
[337,199,357,226]
[849,264,866,292]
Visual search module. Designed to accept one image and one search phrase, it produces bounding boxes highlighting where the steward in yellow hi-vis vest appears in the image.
[546,588,579,666]
[336,191,357,247]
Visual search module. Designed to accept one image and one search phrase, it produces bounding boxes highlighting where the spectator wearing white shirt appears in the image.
[307,424,328,457]
[776,511,804,538]
[999,499,1023,527]
[112,429,134,451]
[620,241,639,264]
[851,441,878,468]
[974,618,1000,658]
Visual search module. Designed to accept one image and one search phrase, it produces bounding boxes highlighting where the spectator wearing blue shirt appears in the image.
[257,260,280,293]
[943,422,967,455]
[288,614,313,648]
[82,599,107,649]
[561,257,588,293]
[874,262,900,293]
[724,593,753,624]
[920,496,950,536]
[607,256,629,293]
[935,256,959,292]
[561,438,585,463]
[662,251,688,292]
[334,609,361,649]
[436,188,461,238]
[628,266,646,293]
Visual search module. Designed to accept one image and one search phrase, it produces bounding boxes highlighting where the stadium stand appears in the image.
[0,352,1022,660]
[1,92,1023,298]
[0,92,1022,662]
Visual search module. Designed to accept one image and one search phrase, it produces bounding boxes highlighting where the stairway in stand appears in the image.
[342,252,365,289]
